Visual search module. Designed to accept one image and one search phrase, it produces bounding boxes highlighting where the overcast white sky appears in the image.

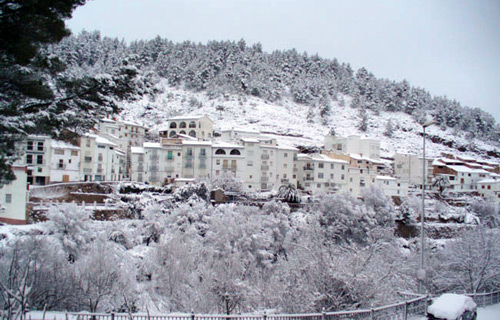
[67,0,500,121]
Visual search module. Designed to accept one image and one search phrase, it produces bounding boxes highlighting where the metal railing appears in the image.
[26,290,500,320]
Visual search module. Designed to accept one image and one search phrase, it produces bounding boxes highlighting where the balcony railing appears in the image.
[304,177,314,181]
[261,177,269,183]
[281,178,289,183]
[261,154,270,160]
[261,165,269,171]
[303,166,314,171]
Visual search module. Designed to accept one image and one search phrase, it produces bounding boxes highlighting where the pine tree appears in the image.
[0,0,139,186]
[384,119,394,137]
[358,108,369,132]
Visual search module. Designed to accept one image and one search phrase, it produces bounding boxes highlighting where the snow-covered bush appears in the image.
[45,203,93,262]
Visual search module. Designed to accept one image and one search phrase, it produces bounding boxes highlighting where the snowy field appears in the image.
[410,303,500,320]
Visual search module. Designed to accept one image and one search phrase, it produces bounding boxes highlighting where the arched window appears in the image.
[189,121,196,128]
[179,122,187,128]
[169,122,177,129]
[169,131,176,137]
[189,130,196,137]
[230,149,241,155]
[179,130,186,135]
[215,149,226,155]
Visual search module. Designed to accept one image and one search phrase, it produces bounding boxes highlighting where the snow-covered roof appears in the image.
[100,118,116,123]
[182,140,212,146]
[446,165,490,174]
[143,142,162,149]
[376,175,396,180]
[277,146,299,151]
[349,153,384,164]
[95,136,117,146]
[50,140,80,150]
[477,179,500,184]
[241,138,261,143]
[131,147,144,154]
[212,142,244,149]
[427,294,476,320]
[168,115,212,122]
[297,153,348,164]
[121,120,144,127]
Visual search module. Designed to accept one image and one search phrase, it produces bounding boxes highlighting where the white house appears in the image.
[49,140,81,183]
[324,135,380,160]
[161,115,214,140]
[296,153,348,194]
[433,158,491,192]
[394,153,435,188]
[23,135,52,185]
[0,166,28,225]
[79,134,124,182]
[477,179,500,204]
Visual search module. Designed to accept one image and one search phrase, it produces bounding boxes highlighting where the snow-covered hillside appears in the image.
[120,80,499,160]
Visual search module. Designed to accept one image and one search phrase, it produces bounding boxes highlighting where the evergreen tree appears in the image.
[0,0,140,185]
[358,108,369,132]
[384,119,394,137]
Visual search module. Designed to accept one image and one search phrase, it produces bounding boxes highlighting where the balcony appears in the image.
[137,165,144,172]
[150,165,159,172]
[261,176,269,183]
[150,155,159,161]
[83,168,92,174]
[303,166,314,171]
[304,177,314,181]
[261,154,270,160]
[281,178,289,183]
[261,165,270,171]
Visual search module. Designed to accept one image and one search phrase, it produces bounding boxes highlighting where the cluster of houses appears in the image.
[1,115,499,225]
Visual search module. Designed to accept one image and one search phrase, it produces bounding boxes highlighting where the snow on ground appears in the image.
[120,80,498,160]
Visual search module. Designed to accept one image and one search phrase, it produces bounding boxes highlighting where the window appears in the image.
[98,153,103,161]
[55,149,64,155]
[283,163,288,168]
[331,163,334,169]
[189,130,196,137]
[37,155,43,164]
[216,170,220,176]
[37,167,42,173]
[318,163,324,169]
[167,151,173,160]
[330,174,334,179]
[284,153,288,158]
[341,174,345,180]
[170,122,177,128]
[216,159,221,165]
[187,148,193,156]
[230,149,241,155]
[37,141,44,151]
[249,175,253,179]
[200,149,206,156]
[27,141,33,150]
[26,154,33,164]
[247,160,253,166]
[215,149,226,155]
[341,165,345,170]
[85,156,92,162]
[189,121,196,128]
[179,122,187,128]
[71,150,78,156]
[5,194,12,203]
[98,145,105,149]
[58,159,64,169]
[318,173,324,179]
[317,184,321,188]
